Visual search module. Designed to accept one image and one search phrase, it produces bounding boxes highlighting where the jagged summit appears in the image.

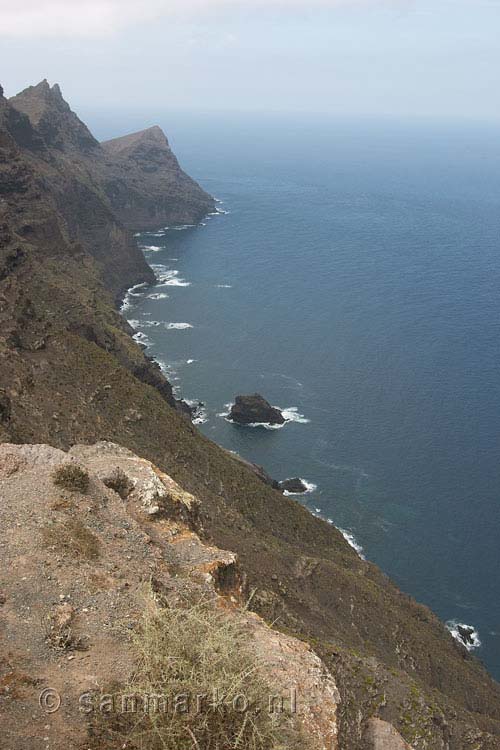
[9,80,215,229]
[10,79,98,151]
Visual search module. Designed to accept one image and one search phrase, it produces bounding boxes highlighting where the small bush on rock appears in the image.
[52,463,90,493]
[102,467,134,499]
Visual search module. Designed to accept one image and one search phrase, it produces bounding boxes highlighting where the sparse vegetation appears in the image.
[102,467,134,499]
[42,517,100,560]
[52,463,90,493]
[94,591,310,750]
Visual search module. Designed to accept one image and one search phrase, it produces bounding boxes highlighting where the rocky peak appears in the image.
[101,124,172,158]
[10,80,99,152]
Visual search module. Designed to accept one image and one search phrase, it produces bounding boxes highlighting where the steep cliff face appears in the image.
[9,80,153,300]
[1,81,500,749]
[101,125,215,230]
[12,80,215,234]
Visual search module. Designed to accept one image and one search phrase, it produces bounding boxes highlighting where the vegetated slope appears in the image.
[1,81,500,749]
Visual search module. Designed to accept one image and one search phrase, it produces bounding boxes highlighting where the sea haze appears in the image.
[117,114,500,680]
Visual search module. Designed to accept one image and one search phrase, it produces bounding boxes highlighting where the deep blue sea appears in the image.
[98,114,500,679]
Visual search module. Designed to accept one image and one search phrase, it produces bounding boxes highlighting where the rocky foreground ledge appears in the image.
[0,442,339,750]
[0,441,418,750]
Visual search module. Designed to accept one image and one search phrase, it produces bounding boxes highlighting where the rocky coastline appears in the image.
[2,79,500,749]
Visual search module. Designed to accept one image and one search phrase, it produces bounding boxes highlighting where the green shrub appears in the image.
[52,463,90,493]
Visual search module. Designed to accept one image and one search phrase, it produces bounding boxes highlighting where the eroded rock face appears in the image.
[0,440,340,750]
[364,718,412,750]
[101,126,215,230]
[229,393,285,425]
[9,80,214,296]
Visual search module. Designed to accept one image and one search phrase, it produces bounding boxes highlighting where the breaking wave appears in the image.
[283,480,317,496]
[446,621,481,651]
[165,323,193,330]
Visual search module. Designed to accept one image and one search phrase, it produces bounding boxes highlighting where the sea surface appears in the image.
[108,114,500,679]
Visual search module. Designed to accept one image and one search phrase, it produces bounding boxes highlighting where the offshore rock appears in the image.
[229,393,285,425]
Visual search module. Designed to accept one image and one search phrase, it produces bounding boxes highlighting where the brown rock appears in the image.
[229,393,285,426]
[364,718,412,750]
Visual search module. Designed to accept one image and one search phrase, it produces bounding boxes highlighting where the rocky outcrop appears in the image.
[0,441,340,750]
[364,719,412,750]
[8,80,153,300]
[101,126,215,229]
[9,80,214,297]
[229,393,285,425]
[10,79,99,153]
[280,477,309,494]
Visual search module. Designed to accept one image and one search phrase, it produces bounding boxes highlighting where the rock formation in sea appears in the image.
[280,477,309,494]
[1,79,500,749]
[229,393,286,425]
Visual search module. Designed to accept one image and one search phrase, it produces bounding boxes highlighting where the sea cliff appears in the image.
[1,81,500,749]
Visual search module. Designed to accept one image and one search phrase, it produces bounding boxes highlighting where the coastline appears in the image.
[118,207,484,657]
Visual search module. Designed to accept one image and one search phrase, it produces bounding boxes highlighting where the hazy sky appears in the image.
[1,0,499,121]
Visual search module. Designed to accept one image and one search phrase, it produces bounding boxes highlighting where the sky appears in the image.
[0,0,500,121]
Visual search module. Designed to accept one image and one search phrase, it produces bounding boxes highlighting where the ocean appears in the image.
[108,114,500,679]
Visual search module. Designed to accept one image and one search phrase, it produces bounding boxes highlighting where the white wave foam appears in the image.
[220,403,309,429]
[217,402,234,417]
[184,399,208,425]
[155,269,191,287]
[120,282,149,312]
[216,284,233,289]
[141,245,163,252]
[127,319,160,329]
[281,407,310,424]
[172,224,196,231]
[132,331,152,348]
[165,323,193,330]
[337,528,366,560]
[208,208,229,216]
[446,621,481,651]
[148,292,169,300]
[224,418,284,430]
[140,320,162,328]
[283,479,317,496]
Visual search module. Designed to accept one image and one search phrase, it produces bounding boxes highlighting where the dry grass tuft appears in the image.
[42,517,100,560]
[92,592,310,750]
[102,467,134,499]
[52,463,90,493]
